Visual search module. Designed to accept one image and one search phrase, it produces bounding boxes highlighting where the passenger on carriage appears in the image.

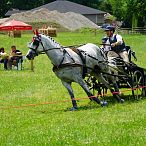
[102,25,129,63]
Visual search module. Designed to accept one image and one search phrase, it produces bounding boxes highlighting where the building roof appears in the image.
[5,9,25,17]
[31,0,106,15]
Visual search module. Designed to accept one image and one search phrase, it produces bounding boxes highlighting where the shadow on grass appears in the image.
[64,94,146,112]
[34,94,146,113]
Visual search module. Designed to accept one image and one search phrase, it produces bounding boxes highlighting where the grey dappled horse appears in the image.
[26,32,123,110]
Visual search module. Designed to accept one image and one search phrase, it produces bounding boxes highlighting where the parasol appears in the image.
[0,19,32,31]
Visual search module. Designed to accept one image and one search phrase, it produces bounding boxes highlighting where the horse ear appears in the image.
[33,30,36,35]
[33,29,39,36]
[35,29,39,36]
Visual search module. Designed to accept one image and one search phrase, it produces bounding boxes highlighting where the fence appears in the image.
[119,27,146,34]
[8,31,21,38]
[39,26,57,37]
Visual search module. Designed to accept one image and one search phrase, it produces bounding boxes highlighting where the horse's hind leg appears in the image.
[61,81,77,110]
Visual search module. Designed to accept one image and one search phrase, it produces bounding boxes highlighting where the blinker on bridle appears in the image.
[30,36,46,55]
[30,35,61,55]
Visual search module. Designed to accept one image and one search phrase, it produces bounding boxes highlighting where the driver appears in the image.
[102,25,129,63]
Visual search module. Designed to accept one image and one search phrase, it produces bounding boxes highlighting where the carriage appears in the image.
[85,46,146,100]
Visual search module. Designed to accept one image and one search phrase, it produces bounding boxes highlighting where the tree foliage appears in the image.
[100,0,146,27]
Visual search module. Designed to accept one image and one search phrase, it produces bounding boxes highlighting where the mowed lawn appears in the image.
[0,31,146,146]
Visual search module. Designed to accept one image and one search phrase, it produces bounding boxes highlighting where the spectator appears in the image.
[0,47,9,70]
[8,45,22,69]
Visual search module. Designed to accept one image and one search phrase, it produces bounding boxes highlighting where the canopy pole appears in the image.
[30,59,34,71]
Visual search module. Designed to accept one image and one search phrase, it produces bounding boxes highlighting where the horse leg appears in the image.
[61,81,77,110]
[76,78,107,106]
[93,73,124,103]
[105,68,124,103]
[107,74,124,103]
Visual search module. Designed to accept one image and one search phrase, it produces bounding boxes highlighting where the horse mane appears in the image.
[41,34,63,48]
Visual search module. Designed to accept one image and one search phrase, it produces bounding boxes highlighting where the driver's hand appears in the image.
[111,43,116,47]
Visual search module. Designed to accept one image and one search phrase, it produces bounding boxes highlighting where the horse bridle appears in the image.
[30,35,61,56]
[30,35,75,66]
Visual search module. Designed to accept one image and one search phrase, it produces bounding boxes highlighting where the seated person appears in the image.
[102,25,129,63]
[0,47,9,70]
[8,45,22,69]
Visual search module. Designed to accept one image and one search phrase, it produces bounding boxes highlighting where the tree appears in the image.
[100,0,146,27]
[0,0,12,18]
[0,0,54,17]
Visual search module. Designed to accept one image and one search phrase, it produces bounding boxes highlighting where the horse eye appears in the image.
[32,37,36,42]
[33,40,39,46]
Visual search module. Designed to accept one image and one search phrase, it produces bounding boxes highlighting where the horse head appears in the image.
[26,30,44,60]
[26,30,62,60]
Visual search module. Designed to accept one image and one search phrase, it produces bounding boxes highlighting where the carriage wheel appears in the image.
[131,70,145,99]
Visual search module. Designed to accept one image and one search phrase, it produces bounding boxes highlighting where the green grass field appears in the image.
[0,31,146,146]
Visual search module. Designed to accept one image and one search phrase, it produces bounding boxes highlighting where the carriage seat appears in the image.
[125,46,137,62]
[109,46,137,74]
[108,46,137,65]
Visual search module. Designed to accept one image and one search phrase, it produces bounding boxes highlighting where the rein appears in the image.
[39,41,61,54]
[53,63,83,72]
[39,44,85,54]
[81,50,107,64]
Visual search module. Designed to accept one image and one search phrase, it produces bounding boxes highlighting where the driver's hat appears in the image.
[104,25,115,32]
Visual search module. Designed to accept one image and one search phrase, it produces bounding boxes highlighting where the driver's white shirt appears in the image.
[104,34,123,52]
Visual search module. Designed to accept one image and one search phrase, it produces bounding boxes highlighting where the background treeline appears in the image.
[1,0,146,27]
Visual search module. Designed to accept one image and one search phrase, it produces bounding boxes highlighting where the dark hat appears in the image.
[104,25,115,32]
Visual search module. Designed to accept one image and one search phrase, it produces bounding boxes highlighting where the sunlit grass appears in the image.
[0,32,146,145]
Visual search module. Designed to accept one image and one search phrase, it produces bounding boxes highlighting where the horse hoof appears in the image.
[70,107,77,111]
[120,99,124,104]
[101,101,108,107]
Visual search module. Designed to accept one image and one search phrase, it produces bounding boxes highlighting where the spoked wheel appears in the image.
[131,70,146,99]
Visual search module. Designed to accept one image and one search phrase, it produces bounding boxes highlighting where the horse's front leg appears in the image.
[107,74,124,103]
[76,78,107,106]
[61,81,77,111]
[94,72,124,103]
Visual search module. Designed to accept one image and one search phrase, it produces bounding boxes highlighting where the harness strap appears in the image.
[77,50,87,78]
[58,49,66,67]
[52,63,82,72]
[57,49,75,67]
[83,51,107,64]
[64,49,75,63]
